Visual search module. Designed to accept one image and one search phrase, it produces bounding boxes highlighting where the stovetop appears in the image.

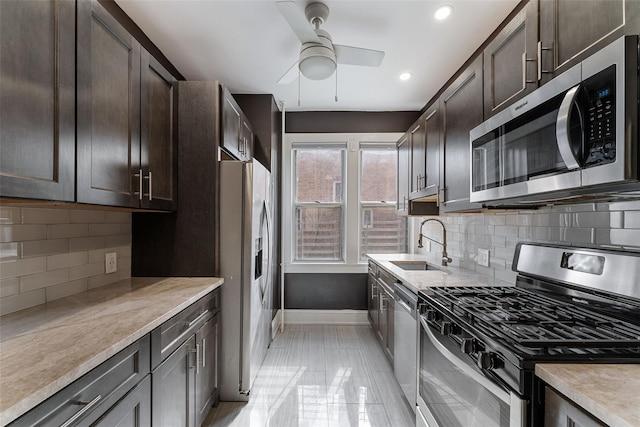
[420,286,640,358]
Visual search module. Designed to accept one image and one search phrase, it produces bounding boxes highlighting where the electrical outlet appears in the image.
[105,252,118,274]
[478,249,490,267]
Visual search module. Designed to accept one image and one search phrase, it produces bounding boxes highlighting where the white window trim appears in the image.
[283,132,403,274]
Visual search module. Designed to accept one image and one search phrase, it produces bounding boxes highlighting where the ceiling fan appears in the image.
[276,0,385,85]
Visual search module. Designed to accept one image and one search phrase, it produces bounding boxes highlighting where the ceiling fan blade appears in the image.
[334,44,385,67]
[277,60,300,85]
[276,1,320,44]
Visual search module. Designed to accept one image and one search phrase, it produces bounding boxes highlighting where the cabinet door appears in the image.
[377,286,387,344]
[76,0,141,207]
[424,102,441,196]
[221,88,242,160]
[385,291,394,363]
[409,119,425,198]
[370,277,379,331]
[195,313,219,427]
[152,336,196,427]
[92,376,151,427]
[396,134,409,213]
[140,50,177,211]
[483,0,538,116]
[0,0,75,201]
[367,268,377,325]
[539,0,627,83]
[440,55,484,213]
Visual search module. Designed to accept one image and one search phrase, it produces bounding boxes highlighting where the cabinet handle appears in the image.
[537,41,553,81]
[187,309,210,329]
[202,338,206,368]
[436,185,440,207]
[60,395,102,427]
[143,171,153,201]
[133,169,143,200]
[522,52,537,87]
[196,343,201,374]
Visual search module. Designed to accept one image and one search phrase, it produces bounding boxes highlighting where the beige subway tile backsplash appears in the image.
[0,207,132,315]
[414,200,640,286]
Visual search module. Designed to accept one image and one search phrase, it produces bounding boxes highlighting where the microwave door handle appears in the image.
[420,315,511,405]
[555,84,582,170]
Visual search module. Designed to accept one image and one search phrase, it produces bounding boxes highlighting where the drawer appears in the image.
[150,289,219,369]
[10,335,150,427]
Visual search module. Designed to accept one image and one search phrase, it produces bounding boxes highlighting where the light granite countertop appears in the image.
[367,253,508,294]
[536,364,640,427]
[0,276,223,426]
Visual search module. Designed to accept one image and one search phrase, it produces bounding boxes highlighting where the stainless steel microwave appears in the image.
[470,35,639,205]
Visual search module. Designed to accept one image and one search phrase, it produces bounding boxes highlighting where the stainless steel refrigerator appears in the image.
[219,159,273,401]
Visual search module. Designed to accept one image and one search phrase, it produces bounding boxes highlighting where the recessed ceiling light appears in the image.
[434,5,453,20]
[399,72,412,81]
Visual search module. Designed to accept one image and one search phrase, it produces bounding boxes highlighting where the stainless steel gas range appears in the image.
[416,242,640,427]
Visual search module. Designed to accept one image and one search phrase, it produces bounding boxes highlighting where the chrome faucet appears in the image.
[418,218,452,267]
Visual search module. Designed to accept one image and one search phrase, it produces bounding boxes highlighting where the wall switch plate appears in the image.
[105,252,117,274]
[478,249,490,267]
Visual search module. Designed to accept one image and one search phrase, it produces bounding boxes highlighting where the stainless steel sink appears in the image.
[389,260,447,272]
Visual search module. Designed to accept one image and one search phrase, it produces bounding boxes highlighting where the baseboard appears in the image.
[271,309,282,339]
[283,309,369,325]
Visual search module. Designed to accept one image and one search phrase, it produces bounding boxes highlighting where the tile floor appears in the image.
[203,324,415,427]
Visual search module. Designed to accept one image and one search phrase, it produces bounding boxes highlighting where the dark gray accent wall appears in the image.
[285,111,420,133]
[285,273,367,310]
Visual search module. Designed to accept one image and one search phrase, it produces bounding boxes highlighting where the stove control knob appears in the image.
[440,321,452,335]
[461,338,475,354]
[426,309,437,322]
[477,352,496,370]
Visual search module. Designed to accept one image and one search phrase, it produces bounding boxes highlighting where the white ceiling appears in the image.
[115,0,520,112]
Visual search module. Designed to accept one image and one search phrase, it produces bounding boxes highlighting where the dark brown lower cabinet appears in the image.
[152,336,196,427]
[151,291,221,427]
[93,376,151,427]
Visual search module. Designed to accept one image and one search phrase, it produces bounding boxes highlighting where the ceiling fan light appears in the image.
[299,55,336,80]
[434,4,453,20]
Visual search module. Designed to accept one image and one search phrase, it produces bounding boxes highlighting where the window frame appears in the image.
[358,143,406,261]
[283,133,404,274]
[292,145,346,262]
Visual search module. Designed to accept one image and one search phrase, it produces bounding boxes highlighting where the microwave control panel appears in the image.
[583,65,616,167]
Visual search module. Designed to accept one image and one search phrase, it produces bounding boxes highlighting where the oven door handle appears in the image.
[420,315,511,405]
[555,84,582,170]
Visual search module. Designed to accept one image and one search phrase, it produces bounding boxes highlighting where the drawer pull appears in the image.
[60,395,102,427]
[202,338,206,368]
[187,309,210,329]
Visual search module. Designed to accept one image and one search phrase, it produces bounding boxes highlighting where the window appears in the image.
[284,133,405,272]
[360,145,407,260]
[293,146,345,261]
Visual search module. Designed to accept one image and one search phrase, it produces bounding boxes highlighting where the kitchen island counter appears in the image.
[368,253,508,294]
[536,363,640,427]
[0,276,223,425]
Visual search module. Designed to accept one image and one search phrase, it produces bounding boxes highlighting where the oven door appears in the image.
[418,315,526,427]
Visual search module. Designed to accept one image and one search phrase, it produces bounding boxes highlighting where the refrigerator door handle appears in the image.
[260,201,273,306]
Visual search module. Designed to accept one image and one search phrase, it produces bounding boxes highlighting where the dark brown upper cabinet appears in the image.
[439,55,484,213]
[409,101,441,201]
[483,0,538,117]
[0,0,76,201]
[77,0,141,208]
[221,86,253,162]
[77,0,176,210]
[140,51,178,211]
[409,117,426,198]
[396,133,409,214]
[538,0,639,84]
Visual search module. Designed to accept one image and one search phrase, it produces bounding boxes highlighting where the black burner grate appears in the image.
[427,287,640,351]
